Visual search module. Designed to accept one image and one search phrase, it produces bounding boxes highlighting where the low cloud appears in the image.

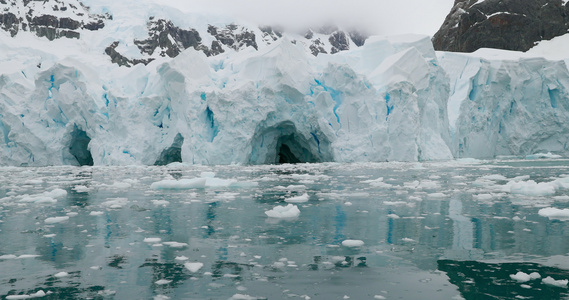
[157,0,455,36]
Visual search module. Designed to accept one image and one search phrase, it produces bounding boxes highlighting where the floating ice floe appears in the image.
[542,276,568,287]
[510,271,541,282]
[155,279,172,285]
[151,200,170,206]
[151,175,258,190]
[342,240,364,247]
[404,180,440,190]
[275,185,307,191]
[265,204,300,218]
[427,192,447,199]
[481,174,508,181]
[526,152,563,159]
[362,177,392,188]
[228,294,258,300]
[214,192,240,201]
[19,188,67,204]
[6,290,47,299]
[473,174,569,197]
[143,237,162,243]
[101,198,129,209]
[162,241,188,248]
[45,216,69,224]
[504,180,556,196]
[0,254,40,260]
[54,271,69,278]
[383,201,407,206]
[538,207,569,220]
[175,256,189,261]
[184,262,204,273]
[73,185,90,192]
[284,193,309,203]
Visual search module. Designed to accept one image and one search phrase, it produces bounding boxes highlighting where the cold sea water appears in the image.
[2,159,569,299]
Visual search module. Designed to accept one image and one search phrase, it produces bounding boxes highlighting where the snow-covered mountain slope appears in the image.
[0,0,366,68]
[2,0,569,166]
[433,0,569,52]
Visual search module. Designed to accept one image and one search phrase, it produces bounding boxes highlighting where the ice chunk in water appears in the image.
[265,204,301,218]
[542,276,568,287]
[538,207,569,220]
[151,178,207,190]
[284,193,309,203]
[510,272,531,282]
[45,216,69,224]
[342,240,364,247]
[184,262,204,273]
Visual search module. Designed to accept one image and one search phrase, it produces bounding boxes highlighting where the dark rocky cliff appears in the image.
[433,0,569,52]
[0,0,109,40]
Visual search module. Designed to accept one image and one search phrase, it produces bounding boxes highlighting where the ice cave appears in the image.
[68,126,94,166]
[154,133,184,165]
[248,121,332,164]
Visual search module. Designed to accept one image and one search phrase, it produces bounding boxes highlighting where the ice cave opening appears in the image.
[69,126,94,166]
[154,133,184,166]
[249,121,332,165]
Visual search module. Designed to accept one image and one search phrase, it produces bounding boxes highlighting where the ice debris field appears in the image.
[2,159,569,298]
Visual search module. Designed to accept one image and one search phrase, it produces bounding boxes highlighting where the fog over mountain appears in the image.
[83,0,456,36]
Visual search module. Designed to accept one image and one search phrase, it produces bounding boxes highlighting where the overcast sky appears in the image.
[156,0,456,36]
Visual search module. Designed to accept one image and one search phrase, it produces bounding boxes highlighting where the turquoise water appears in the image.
[1,160,569,299]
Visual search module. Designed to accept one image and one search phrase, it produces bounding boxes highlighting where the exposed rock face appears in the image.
[309,38,327,56]
[134,18,209,58]
[348,31,367,47]
[105,41,154,67]
[259,25,282,44]
[0,0,109,40]
[108,20,369,66]
[433,0,569,52]
[208,24,258,51]
[329,31,350,54]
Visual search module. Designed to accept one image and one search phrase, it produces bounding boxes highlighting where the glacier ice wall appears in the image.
[439,51,569,158]
[0,34,453,166]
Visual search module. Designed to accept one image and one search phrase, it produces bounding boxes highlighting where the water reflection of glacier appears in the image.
[1,159,569,299]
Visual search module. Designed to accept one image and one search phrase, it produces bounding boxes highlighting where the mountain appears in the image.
[0,0,368,67]
[432,0,569,52]
[0,0,109,39]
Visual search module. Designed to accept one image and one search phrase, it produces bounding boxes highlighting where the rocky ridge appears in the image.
[0,0,368,67]
[433,0,569,52]
[107,19,369,67]
[0,0,109,40]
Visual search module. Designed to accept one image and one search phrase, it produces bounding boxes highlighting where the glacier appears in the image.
[0,31,454,166]
[439,47,569,159]
[2,4,569,166]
